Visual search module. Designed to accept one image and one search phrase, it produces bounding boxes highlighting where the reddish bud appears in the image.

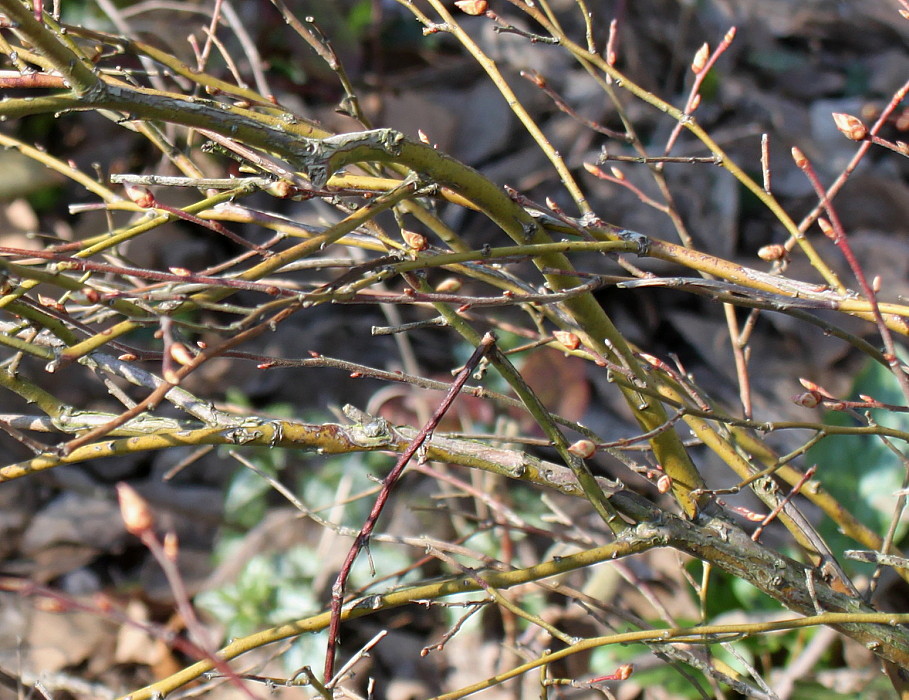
[521,70,546,88]
[118,353,137,362]
[689,93,702,111]
[265,179,294,199]
[93,592,114,613]
[169,342,194,367]
[402,230,428,251]
[124,183,155,208]
[691,43,710,73]
[790,146,808,169]
[590,664,634,683]
[553,330,581,350]
[583,162,607,178]
[817,217,835,240]
[117,482,154,537]
[568,439,597,459]
[798,378,836,398]
[418,129,431,145]
[793,391,821,408]
[168,267,192,277]
[609,166,625,181]
[656,475,672,494]
[757,243,787,261]
[35,597,68,613]
[163,532,179,561]
[730,505,766,522]
[832,112,868,141]
[37,294,65,312]
[454,0,487,14]
[435,277,462,293]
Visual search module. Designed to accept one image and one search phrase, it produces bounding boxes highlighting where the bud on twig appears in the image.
[691,43,710,73]
[435,277,462,293]
[163,531,179,561]
[402,230,428,251]
[454,0,487,15]
[792,391,821,408]
[790,146,808,169]
[117,482,154,536]
[169,342,195,367]
[583,162,607,178]
[553,330,580,350]
[817,217,835,240]
[568,439,597,459]
[832,112,868,141]
[123,183,155,208]
[590,664,634,683]
[264,179,294,199]
[37,294,65,312]
[757,243,787,262]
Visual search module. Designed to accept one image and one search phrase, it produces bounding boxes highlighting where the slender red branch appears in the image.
[323,332,497,682]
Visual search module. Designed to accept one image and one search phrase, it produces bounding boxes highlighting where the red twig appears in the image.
[663,27,736,156]
[791,147,909,404]
[323,332,497,682]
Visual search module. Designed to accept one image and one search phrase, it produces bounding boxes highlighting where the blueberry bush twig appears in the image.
[1,0,909,697]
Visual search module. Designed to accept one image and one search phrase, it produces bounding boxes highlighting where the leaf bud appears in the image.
[454,0,487,15]
[792,391,821,408]
[402,230,428,251]
[567,439,597,459]
[691,43,710,73]
[817,218,835,240]
[757,243,787,261]
[832,112,868,141]
[435,277,462,293]
[123,183,155,208]
[117,482,154,536]
[169,342,194,367]
[553,330,580,350]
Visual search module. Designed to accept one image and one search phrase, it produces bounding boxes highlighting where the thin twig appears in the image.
[323,333,497,681]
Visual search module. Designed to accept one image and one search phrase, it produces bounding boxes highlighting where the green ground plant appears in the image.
[0,1,908,698]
